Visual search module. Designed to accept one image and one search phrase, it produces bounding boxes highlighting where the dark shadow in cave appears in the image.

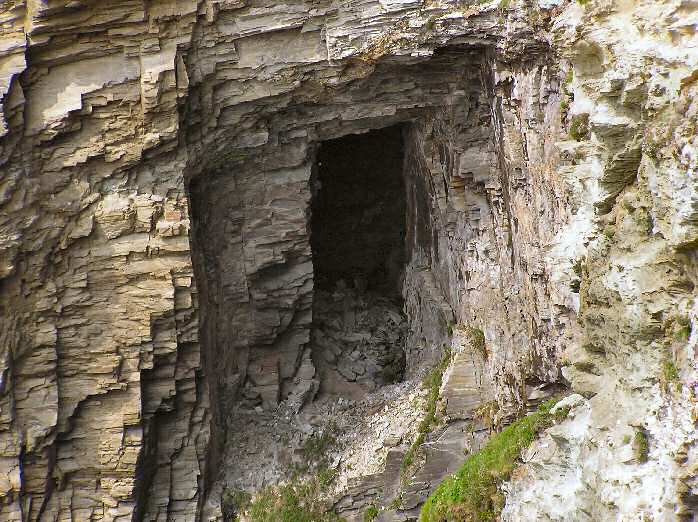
[310,125,408,398]
[310,125,407,296]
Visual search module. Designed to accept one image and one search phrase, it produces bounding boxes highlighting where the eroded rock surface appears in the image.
[313,285,407,398]
[0,0,696,520]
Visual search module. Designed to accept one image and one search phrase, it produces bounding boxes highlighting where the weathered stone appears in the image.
[0,0,695,520]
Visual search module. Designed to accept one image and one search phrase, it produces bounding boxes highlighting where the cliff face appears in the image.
[0,0,696,521]
[504,1,698,518]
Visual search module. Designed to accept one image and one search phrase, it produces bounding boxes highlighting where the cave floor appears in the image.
[218,372,429,502]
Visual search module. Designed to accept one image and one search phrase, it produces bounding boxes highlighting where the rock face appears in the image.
[0,0,696,521]
[313,286,407,397]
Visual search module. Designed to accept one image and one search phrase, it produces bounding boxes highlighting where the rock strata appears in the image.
[0,0,696,521]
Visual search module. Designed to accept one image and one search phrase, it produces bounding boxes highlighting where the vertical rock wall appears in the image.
[0,0,696,520]
[0,2,209,520]
[503,1,698,518]
[403,55,572,416]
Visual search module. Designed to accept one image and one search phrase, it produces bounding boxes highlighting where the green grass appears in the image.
[301,428,336,467]
[474,401,498,431]
[633,430,649,463]
[674,315,692,341]
[572,360,595,374]
[419,400,559,522]
[560,97,570,113]
[466,326,487,359]
[401,348,453,479]
[244,480,345,522]
[364,505,380,522]
[222,488,252,521]
[662,358,680,384]
[240,424,342,521]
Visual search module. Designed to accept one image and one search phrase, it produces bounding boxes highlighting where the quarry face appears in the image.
[0,0,697,521]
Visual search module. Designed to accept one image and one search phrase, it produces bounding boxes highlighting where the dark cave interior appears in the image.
[310,125,407,298]
[310,125,408,397]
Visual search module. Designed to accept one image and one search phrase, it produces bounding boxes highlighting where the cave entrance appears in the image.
[310,125,408,398]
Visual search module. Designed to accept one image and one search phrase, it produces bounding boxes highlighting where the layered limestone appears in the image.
[0,0,696,521]
[503,0,698,518]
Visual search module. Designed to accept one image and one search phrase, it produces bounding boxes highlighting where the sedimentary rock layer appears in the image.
[0,0,696,520]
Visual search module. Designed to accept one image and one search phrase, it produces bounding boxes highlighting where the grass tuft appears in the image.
[364,505,379,522]
[662,358,680,385]
[633,430,649,463]
[674,315,692,341]
[222,488,252,521]
[466,326,487,359]
[401,348,453,479]
[419,400,559,522]
[243,481,345,522]
[239,424,343,521]
[569,113,590,141]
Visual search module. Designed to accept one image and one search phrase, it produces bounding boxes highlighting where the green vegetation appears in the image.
[634,208,653,234]
[237,424,344,521]
[602,224,616,240]
[565,68,574,86]
[633,430,649,463]
[364,505,380,522]
[466,326,487,359]
[553,405,571,422]
[560,97,570,113]
[662,357,680,389]
[474,401,499,432]
[419,400,561,522]
[243,481,345,522]
[401,348,453,479]
[560,68,574,118]
[569,113,590,141]
[572,360,596,374]
[300,428,336,471]
[673,315,692,341]
[389,494,404,511]
[222,488,252,521]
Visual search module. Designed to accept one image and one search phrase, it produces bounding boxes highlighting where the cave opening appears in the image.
[310,125,407,296]
[310,125,408,397]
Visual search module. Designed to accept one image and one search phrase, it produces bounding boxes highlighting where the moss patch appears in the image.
[633,430,649,463]
[401,348,453,479]
[569,113,590,141]
[419,400,559,522]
